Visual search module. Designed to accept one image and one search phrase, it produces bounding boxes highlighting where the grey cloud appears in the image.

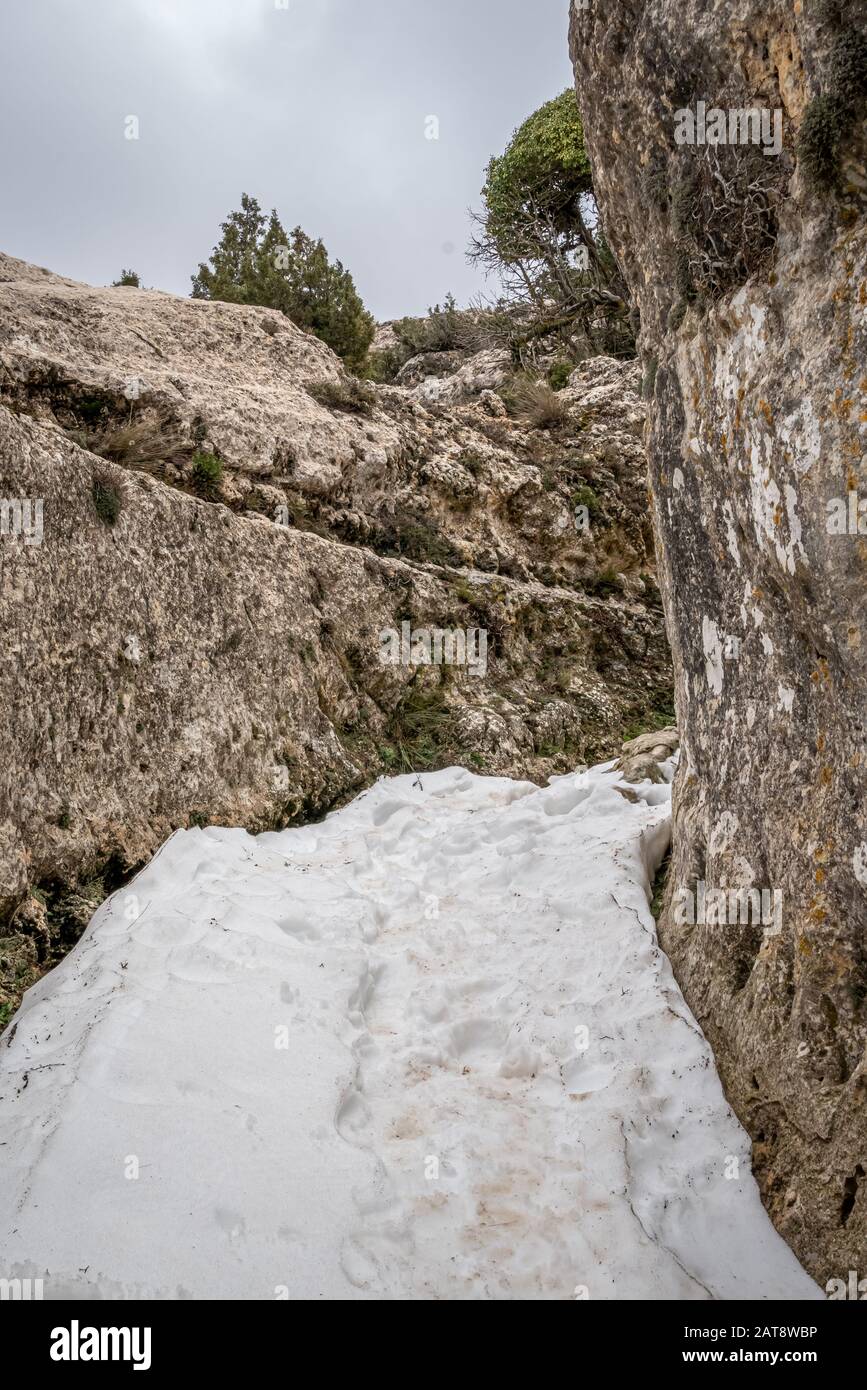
[0,0,574,319]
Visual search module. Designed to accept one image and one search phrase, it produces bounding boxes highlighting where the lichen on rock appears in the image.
[571,0,867,1283]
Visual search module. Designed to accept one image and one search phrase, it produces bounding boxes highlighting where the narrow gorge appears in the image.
[0,0,863,1315]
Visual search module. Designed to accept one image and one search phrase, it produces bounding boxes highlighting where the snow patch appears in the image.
[0,764,819,1301]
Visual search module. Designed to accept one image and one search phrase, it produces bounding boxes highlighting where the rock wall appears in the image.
[571,0,866,1281]
[0,254,652,592]
[0,255,671,1023]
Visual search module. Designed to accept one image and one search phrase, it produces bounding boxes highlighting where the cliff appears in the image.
[570,0,866,1280]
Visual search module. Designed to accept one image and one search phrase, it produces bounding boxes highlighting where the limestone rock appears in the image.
[571,0,867,1281]
[410,348,511,405]
[0,254,654,593]
[0,254,673,1021]
[617,726,680,783]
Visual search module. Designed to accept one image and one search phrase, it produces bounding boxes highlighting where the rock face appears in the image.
[616,726,680,785]
[571,0,866,1280]
[0,255,653,594]
[0,254,671,1022]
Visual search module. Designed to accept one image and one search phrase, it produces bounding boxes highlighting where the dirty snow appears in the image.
[0,761,820,1300]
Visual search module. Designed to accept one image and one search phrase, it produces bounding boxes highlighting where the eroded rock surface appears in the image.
[571,0,866,1280]
[0,255,671,1021]
[617,726,680,785]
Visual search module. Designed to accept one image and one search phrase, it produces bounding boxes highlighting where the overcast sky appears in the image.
[0,0,574,320]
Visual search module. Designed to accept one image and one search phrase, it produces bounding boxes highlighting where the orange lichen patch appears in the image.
[820,766,833,786]
[798,935,813,955]
[859,283,867,306]
[808,905,828,925]
[810,658,831,685]
[752,587,764,600]
[815,868,826,884]
[816,733,825,752]
[759,399,774,426]
[773,503,784,525]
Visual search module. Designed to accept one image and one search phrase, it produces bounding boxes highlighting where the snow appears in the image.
[0,760,820,1300]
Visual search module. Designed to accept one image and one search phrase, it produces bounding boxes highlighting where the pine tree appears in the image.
[192,195,374,371]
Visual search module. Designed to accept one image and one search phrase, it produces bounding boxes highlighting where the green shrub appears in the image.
[452,578,477,605]
[309,376,375,415]
[112,269,141,288]
[78,397,110,425]
[547,360,573,391]
[471,90,635,359]
[393,294,465,355]
[650,848,671,922]
[571,484,600,520]
[798,29,867,190]
[192,194,375,371]
[622,706,676,743]
[387,680,454,771]
[363,348,403,383]
[191,451,224,496]
[480,91,592,265]
[798,92,847,189]
[830,29,867,110]
[92,470,123,525]
[391,522,461,568]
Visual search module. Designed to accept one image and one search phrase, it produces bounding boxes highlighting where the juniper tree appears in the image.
[192,194,375,372]
[469,90,634,361]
